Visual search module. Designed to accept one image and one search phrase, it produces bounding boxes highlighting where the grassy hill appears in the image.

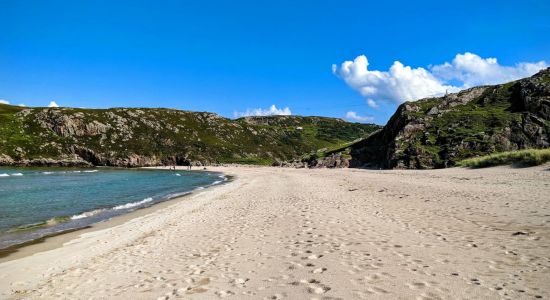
[0,105,379,167]
[349,68,550,169]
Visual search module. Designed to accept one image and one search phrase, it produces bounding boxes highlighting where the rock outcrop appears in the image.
[0,105,379,167]
[350,68,550,169]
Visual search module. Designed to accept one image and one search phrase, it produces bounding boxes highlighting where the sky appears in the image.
[1,0,549,124]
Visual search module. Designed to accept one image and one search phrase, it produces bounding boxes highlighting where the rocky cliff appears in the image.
[0,105,379,167]
[350,68,550,169]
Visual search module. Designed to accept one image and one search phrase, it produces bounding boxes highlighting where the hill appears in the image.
[349,68,550,169]
[0,105,379,167]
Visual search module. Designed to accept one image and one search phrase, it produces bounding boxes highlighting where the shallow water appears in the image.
[0,167,225,249]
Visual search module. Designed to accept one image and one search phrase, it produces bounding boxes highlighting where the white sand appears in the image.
[1,165,549,299]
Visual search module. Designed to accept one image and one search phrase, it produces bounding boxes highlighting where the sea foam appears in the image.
[113,197,154,210]
[70,197,154,219]
[71,209,106,220]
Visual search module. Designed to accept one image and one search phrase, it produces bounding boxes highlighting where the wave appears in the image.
[165,191,191,199]
[113,197,153,210]
[71,208,107,220]
[0,173,25,177]
[41,170,96,175]
[175,173,181,176]
[71,197,155,221]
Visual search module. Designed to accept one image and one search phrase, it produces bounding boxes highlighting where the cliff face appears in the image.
[350,68,550,169]
[0,105,379,167]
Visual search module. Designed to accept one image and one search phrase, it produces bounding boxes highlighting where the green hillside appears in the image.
[350,68,550,169]
[0,105,379,167]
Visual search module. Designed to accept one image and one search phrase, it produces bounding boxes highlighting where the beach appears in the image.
[1,165,549,299]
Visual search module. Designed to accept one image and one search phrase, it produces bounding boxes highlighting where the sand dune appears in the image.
[1,165,549,299]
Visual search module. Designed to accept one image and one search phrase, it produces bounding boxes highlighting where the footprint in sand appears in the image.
[306,254,323,260]
[215,290,235,297]
[312,267,327,274]
[307,283,331,294]
[407,282,428,290]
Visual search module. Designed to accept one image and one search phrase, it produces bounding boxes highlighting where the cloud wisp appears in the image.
[345,111,374,123]
[333,52,547,108]
[234,104,291,118]
[0,99,9,105]
[48,101,59,108]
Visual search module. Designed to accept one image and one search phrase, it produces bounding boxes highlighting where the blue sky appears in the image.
[1,0,549,124]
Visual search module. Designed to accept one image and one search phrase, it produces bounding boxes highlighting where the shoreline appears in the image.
[1,165,549,299]
[0,169,233,263]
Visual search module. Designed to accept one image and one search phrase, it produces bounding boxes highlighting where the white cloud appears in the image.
[366,99,378,108]
[333,52,547,105]
[234,104,291,117]
[345,111,374,123]
[0,100,26,107]
[431,52,548,87]
[48,101,59,108]
[333,55,457,104]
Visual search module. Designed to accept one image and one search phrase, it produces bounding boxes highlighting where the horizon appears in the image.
[0,101,371,123]
[1,0,549,125]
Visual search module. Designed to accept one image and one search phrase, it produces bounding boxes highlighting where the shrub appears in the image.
[457,148,550,168]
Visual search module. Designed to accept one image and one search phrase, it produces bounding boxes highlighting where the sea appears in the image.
[0,167,226,250]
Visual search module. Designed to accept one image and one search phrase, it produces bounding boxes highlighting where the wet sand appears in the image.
[1,165,549,299]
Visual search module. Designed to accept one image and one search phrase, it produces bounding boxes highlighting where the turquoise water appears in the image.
[0,167,226,249]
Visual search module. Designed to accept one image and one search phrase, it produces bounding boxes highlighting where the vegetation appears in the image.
[0,104,380,166]
[457,149,550,168]
[349,67,550,169]
[401,85,525,165]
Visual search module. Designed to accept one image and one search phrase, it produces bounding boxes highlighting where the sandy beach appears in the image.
[1,165,549,299]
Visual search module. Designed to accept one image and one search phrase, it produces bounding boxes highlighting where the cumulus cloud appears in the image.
[333,56,455,108]
[333,52,547,107]
[431,52,548,87]
[234,104,291,118]
[48,101,59,108]
[345,111,374,123]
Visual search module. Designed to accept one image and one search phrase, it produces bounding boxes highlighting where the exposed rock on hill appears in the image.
[350,68,550,169]
[0,105,379,167]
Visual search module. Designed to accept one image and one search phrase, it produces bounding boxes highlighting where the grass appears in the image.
[391,82,531,168]
[457,149,550,168]
[0,103,381,165]
[218,157,274,166]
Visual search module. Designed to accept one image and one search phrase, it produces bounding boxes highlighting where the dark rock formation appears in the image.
[350,68,550,169]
